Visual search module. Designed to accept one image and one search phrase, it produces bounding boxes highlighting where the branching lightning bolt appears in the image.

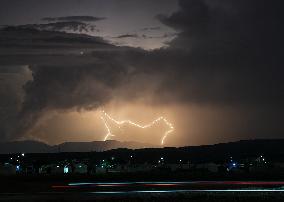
[100,110,174,145]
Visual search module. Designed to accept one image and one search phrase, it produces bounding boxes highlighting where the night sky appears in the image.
[0,0,283,146]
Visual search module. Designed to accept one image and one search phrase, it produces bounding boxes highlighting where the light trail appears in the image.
[68,181,284,186]
[100,110,174,145]
[88,190,284,194]
[87,190,284,194]
[50,181,284,194]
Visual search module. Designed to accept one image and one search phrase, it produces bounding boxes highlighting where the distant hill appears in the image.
[177,139,284,162]
[57,140,158,152]
[1,139,284,162]
[0,140,158,154]
[0,141,55,154]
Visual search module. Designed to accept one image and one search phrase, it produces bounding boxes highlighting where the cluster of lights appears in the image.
[8,153,25,172]
[227,156,238,171]
[158,157,165,164]
[100,110,174,145]
[259,155,267,164]
[99,159,115,169]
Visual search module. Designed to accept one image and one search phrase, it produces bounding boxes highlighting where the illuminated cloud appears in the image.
[100,110,174,145]
[0,0,283,145]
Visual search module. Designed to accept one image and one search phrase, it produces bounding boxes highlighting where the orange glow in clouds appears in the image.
[100,110,174,145]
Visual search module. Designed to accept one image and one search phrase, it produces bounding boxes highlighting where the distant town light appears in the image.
[21,153,25,157]
[16,165,20,171]
[130,155,133,158]
[161,157,164,160]
[56,165,59,168]
[64,166,69,173]
[10,157,13,160]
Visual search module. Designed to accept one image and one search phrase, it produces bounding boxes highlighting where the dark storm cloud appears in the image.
[0,0,283,141]
[0,66,31,141]
[0,26,110,52]
[140,26,161,31]
[159,0,283,55]
[42,16,106,22]
[154,0,284,106]
[13,22,98,33]
[114,33,173,40]
[140,33,176,39]
[0,27,126,139]
[115,34,139,39]
[16,64,129,137]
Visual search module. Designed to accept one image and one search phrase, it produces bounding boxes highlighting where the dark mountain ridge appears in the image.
[0,140,158,154]
[1,139,284,163]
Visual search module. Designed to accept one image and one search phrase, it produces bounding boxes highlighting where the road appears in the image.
[51,181,284,193]
[1,181,284,201]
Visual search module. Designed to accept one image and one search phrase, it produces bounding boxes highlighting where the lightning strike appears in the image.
[100,111,174,145]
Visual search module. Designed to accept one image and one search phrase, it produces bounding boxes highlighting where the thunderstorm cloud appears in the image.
[0,0,283,145]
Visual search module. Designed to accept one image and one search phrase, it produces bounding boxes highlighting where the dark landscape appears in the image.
[1,139,284,201]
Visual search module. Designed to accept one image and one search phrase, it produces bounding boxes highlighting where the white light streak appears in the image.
[87,190,284,194]
[100,110,174,145]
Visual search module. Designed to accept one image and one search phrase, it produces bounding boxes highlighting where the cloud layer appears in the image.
[41,16,106,22]
[0,0,283,144]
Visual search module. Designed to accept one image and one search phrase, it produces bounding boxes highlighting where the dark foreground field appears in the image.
[1,192,284,202]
